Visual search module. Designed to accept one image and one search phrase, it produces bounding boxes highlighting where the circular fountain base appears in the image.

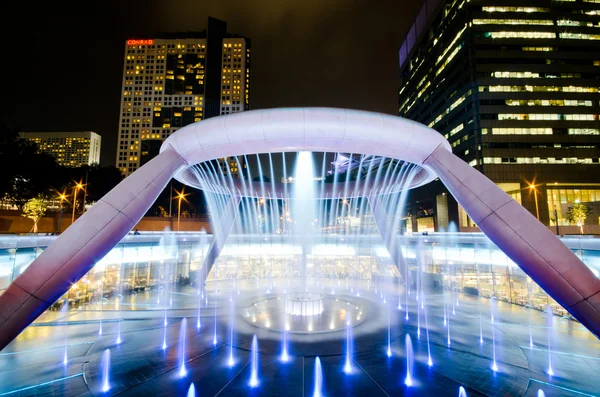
[243,292,366,334]
[285,292,324,316]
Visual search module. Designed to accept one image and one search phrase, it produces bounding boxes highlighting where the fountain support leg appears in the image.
[0,147,186,350]
[425,146,600,339]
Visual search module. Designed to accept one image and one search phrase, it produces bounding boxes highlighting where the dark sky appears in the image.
[1,1,422,167]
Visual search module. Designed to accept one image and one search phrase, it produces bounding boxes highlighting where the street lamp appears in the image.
[528,183,540,221]
[57,192,67,234]
[554,205,560,236]
[71,182,84,224]
[174,188,188,231]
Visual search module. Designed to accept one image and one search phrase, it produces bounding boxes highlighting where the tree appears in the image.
[566,203,592,234]
[0,125,64,209]
[22,198,47,233]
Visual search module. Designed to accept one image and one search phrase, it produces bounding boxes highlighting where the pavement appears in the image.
[1,279,599,397]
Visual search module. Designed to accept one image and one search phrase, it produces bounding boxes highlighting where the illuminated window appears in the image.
[569,128,600,135]
[493,71,540,78]
[491,128,552,135]
[485,85,599,93]
[473,19,553,25]
[487,31,555,39]
[449,124,464,136]
[482,6,550,12]
[522,47,553,51]
[559,32,600,40]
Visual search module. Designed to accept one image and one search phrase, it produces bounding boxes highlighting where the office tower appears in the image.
[117,17,251,176]
[398,0,600,230]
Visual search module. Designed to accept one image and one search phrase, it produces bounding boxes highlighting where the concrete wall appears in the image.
[0,210,212,234]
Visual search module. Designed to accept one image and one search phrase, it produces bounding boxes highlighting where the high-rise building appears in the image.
[398,0,600,231]
[117,17,251,176]
[20,131,101,167]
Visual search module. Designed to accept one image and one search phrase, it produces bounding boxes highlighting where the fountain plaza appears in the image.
[0,109,599,396]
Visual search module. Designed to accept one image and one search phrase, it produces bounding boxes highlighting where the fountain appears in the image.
[343,319,353,374]
[213,289,218,346]
[178,318,188,377]
[404,334,414,387]
[248,335,259,387]
[314,356,324,397]
[386,302,392,357]
[491,299,498,372]
[162,319,168,350]
[5,145,599,397]
[537,390,546,397]
[187,383,196,397]
[228,298,235,367]
[545,305,554,376]
[280,330,290,363]
[98,287,105,336]
[60,298,69,365]
[422,291,433,367]
[458,386,468,397]
[116,295,123,345]
[100,349,111,393]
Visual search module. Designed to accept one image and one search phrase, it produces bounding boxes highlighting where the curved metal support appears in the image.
[425,147,600,339]
[0,147,186,350]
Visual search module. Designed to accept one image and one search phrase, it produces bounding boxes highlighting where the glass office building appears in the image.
[398,0,600,230]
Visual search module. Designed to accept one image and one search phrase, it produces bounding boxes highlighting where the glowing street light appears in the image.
[528,182,540,221]
[71,181,85,224]
[57,192,67,233]
[175,188,189,231]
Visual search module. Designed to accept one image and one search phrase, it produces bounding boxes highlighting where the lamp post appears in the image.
[176,190,187,231]
[57,193,66,234]
[554,205,560,236]
[529,183,540,221]
[71,182,84,224]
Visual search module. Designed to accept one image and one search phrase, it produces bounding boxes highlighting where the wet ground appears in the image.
[1,279,599,396]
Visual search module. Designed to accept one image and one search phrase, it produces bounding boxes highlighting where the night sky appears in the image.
[1,1,421,167]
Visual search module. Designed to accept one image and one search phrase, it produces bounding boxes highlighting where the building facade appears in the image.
[20,131,101,167]
[117,17,250,177]
[398,0,600,231]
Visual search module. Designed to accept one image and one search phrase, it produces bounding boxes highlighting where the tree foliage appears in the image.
[0,124,63,208]
[566,203,592,234]
[0,124,124,211]
[21,197,47,233]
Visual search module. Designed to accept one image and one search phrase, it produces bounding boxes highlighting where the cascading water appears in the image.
[545,305,554,376]
[116,294,123,345]
[60,298,69,365]
[343,319,353,374]
[280,330,290,363]
[292,151,317,289]
[98,288,105,336]
[100,349,111,393]
[386,302,392,357]
[228,297,235,367]
[249,335,259,387]
[313,357,324,397]
[491,299,498,372]
[178,318,188,377]
[197,229,207,330]
[422,291,433,367]
[404,334,414,386]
